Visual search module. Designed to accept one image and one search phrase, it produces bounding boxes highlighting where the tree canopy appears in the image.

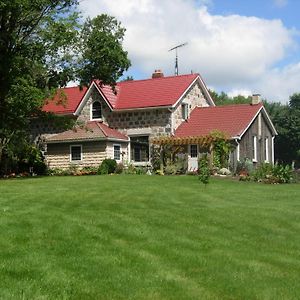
[0,0,131,170]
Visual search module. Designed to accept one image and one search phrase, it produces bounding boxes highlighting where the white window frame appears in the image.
[70,145,82,162]
[265,137,269,162]
[182,103,189,120]
[90,100,102,120]
[252,136,257,162]
[113,144,121,161]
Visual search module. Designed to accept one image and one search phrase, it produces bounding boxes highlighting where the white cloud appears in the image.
[227,89,252,98]
[273,0,288,8]
[79,0,298,103]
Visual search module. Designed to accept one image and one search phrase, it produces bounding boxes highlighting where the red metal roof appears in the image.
[112,73,198,109]
[43,86,88,114]
[46,121,128,143]
[42,74,199,113]
[175,103,263,139]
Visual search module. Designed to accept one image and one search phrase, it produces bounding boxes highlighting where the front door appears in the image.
[188,144,198,171]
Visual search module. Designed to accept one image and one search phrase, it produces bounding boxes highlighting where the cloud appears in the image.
[273,0,288,8]
[79,0,298,102]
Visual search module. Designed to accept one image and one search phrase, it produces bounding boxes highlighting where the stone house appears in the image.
[39,70,277,170]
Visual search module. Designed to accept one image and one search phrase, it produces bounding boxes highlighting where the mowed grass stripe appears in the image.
[0,175,299,299]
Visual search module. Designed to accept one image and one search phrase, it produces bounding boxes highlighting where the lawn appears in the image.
[0,175,299,299]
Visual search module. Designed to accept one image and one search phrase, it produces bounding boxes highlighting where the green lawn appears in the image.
[0,175,299,299]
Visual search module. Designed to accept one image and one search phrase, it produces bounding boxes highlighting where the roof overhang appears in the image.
[46,137,129,144]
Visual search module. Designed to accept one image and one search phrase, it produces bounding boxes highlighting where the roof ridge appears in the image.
[117,73,199,85]
[195,103,262,109]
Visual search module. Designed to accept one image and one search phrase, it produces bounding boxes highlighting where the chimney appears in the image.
[252,94,261,105]
[152,69,164,79]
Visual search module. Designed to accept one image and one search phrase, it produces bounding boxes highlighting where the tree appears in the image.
[209,90,251,106]
[264,94,300,166]
[0,1,130,170]
[79,15,131,87]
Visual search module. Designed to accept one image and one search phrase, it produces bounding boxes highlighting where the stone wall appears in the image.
[77,90,111,125]
[107,109,172,138]
[172,81,210,131]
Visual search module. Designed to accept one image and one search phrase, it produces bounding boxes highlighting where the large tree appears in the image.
[0,0,130,168]
[264,94,300,166]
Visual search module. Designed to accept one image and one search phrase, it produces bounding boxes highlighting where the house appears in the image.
[37,70,277,170]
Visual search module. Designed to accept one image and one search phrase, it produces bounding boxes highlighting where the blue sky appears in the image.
[80,0,300,103]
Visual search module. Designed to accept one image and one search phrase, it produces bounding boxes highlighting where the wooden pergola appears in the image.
[151,132,231,170]
[151,132,230,147]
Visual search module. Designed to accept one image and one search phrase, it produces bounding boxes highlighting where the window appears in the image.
[265,137,269,162]
[252,136,257,162]
[130,136,149,162]
[91,101,102,119]
[190,145,198,158]
[70,145,82,161]
[182,103,189,120]
[114,144,121,161]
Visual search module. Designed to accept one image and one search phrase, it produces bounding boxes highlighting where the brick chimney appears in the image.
[152,69,164,79]
[252,94,261,105]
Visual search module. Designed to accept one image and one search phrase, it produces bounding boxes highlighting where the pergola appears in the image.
[151,132,231,169]
[151,134,229,147]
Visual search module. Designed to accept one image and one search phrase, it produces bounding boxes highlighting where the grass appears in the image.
[0,175,299,299]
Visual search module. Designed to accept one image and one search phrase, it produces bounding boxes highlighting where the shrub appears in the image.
[135,167,147,175]
[123,163,136,174]
[198,154,210,185]
[164,160,177,175]
[236,158,254,176]
[80,166,98,175]
[115,163,124,174]
[98,159,117,175]
[18,145,48,175]
[252,163,293,184]
[150,145,161,172]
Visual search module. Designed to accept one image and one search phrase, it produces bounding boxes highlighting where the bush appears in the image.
[80,166,98,175]
[98,159,117,175]
[115,163,124,174]
[252,163,293,184]
[236,158,254,176]
[198,154,210,185]
[164,160,177,175]
[123,163,136,174]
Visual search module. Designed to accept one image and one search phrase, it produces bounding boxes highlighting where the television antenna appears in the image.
[168,42,188,76]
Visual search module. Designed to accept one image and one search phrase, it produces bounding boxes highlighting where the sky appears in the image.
[79,0,300,103]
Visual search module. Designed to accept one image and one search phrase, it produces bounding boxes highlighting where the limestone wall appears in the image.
[172,82,210,131]
[77,90,111,124]
[107,109,172,138]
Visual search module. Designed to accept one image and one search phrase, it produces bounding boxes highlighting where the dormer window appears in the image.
[182,103,189,120]
[91,101,102,120]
